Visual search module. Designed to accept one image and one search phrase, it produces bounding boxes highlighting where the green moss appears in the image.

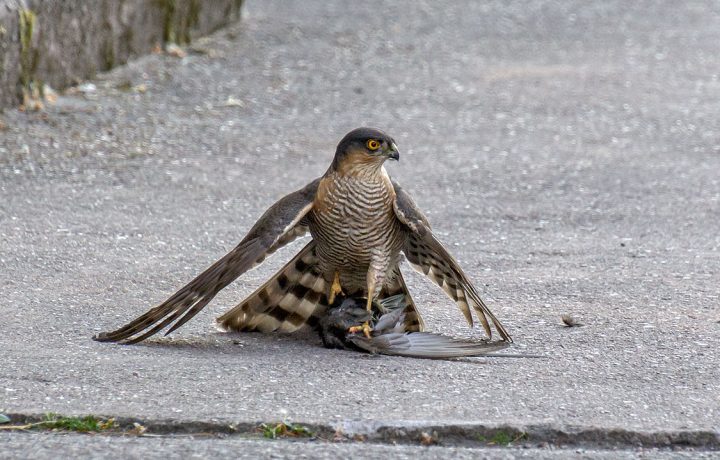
[99,19,115,71]
[19,9,38,90]
[1,414,117,432]
[102,39,115,70]
[476,430,528,446]
[38,413,116,432]
[260,422,314,439]
[489,431,514,445]
[161,0,176,44]
[158,0,239,46]
[180,0,200,44]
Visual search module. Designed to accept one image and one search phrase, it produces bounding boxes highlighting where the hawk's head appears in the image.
[332,127,399,173]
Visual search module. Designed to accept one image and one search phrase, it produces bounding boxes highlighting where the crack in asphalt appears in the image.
[3,413,719,451]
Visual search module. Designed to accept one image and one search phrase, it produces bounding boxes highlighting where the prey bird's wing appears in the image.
[324,295,514,359]
[348,333,510,359]
[94,179,321,344]
[392,182,511,342]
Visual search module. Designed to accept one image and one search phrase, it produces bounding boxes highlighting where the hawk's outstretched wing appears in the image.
[392,182,511,342]
[94,179,320,344]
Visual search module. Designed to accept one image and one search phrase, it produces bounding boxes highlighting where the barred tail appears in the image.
[216,242,328,333]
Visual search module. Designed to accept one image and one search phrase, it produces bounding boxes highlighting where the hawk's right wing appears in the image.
[94,179,320,344]
[392,181,512,342]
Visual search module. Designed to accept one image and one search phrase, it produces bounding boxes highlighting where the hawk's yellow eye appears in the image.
[366,139,381,151]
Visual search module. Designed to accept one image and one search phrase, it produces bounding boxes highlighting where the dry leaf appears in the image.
[420,431,437,446]
[129,422,147,435]
[166,43,187,58]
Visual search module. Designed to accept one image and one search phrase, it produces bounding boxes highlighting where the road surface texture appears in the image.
[1,0,719,458]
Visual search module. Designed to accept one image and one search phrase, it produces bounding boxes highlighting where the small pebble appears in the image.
[561,315,583,327]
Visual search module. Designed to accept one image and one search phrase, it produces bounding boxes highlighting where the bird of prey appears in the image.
[319,295,511,359]
[94,127,511,344]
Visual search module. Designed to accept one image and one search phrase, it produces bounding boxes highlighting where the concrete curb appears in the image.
[0,0,242,110]
[3,413,719,450]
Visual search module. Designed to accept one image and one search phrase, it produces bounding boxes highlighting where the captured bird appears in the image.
[319,295,511,359]
[94,127,511,344]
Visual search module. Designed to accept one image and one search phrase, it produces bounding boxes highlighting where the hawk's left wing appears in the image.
[392,182,511,342]
[94,179,320,344]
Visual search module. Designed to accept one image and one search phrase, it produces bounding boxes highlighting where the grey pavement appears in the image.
[1,0,720,457]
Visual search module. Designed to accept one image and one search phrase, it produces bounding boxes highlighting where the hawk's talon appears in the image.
[328,271,345,305]
[371,299,386,314]
[348,321,372,339]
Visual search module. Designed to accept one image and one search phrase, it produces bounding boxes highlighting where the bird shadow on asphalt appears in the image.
[106,330,540,366]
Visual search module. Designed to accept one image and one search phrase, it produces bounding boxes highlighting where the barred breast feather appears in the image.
[309,170,406,294]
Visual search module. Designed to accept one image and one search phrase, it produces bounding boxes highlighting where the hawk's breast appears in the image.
[309,171,406,283]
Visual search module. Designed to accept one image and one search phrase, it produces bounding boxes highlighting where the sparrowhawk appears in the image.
[94,127,511,344]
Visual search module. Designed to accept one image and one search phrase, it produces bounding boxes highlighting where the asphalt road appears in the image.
[1,0,719,457]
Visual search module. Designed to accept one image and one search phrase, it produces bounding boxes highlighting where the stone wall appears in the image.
[0,0,242,110]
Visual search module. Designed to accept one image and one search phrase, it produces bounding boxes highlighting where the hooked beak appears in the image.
[387,142,400,161]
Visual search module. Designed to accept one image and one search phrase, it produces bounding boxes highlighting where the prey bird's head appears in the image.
[331,127,399,174]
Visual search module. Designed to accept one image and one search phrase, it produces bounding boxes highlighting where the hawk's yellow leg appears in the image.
[347,274,375,339]
[328,271,344,305]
